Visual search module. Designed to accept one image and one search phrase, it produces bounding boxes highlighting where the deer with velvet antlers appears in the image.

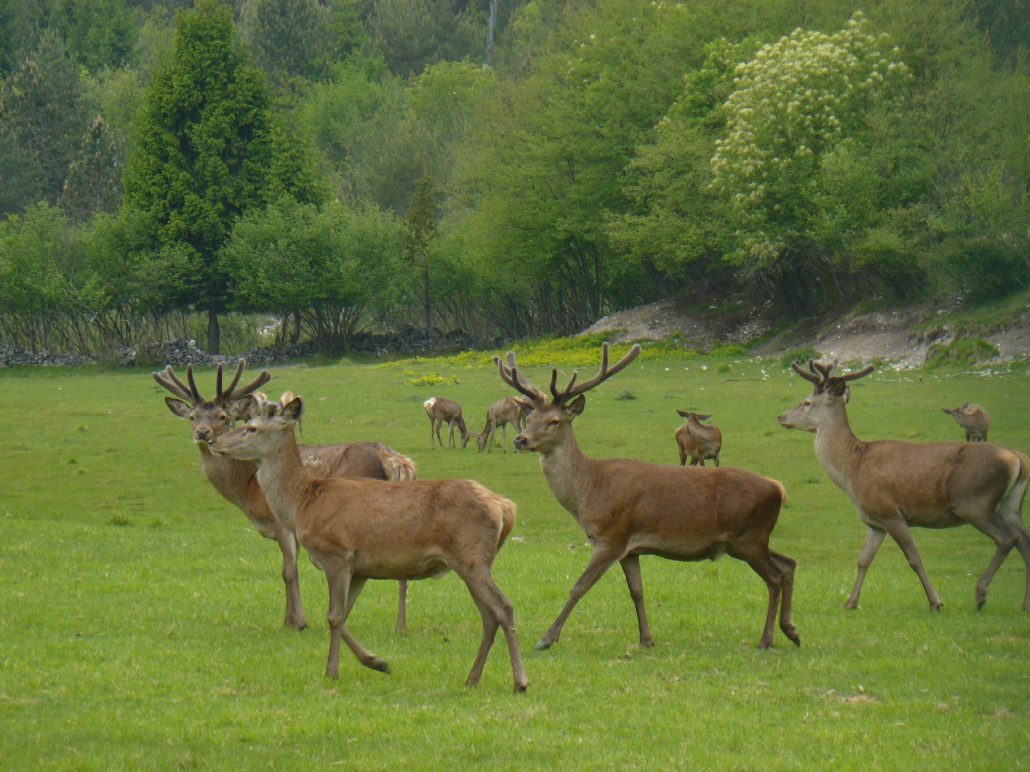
[208,394,528,692]
[779,360,1030,611]
[494,343,799,651]
[154,361,417,633]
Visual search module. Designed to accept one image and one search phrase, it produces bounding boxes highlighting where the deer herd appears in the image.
[154,345,1029,694]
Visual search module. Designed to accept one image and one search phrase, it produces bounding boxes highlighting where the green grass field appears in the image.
[1,347,1028,769]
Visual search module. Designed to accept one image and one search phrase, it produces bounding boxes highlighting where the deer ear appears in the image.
[229,395,261,421]
[165,397,192,418]
[827,380,849,399]
[676,409,689,418]
[696,414,712,421]
[281,395,304,422]
[565,395,586,417]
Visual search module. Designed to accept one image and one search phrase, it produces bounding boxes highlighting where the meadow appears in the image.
[1,344,1028,769]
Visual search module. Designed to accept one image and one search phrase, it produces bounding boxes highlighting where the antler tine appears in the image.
[494,353,545,402]
[185,364,203,402]
[215,364,224,401]
[224,369,271,403]
[560,342,640,401]
[152,366,193,401]
[791,360,822,385]
[221,359,246,400]
[840,364,875,382]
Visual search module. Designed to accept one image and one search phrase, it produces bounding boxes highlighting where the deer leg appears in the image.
[730,546,781,649]
[880,517,943,611]
[537,546,620,650]
[456,562,528,693]
[500,423,507,453]
[845,526,886,609]
[678,447,687,466]
[770,551,800,646]
[325,567,388,678]
[395,580,408,635]
[619,555,654,648]
[714,454,720,468]
[275,529,308,630]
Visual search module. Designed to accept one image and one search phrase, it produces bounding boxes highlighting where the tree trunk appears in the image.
[422,256,431,332]
[206,307,220,355]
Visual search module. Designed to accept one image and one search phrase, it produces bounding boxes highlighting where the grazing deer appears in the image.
[477,396,534,453]
[942,403,990,442]
[424,397,470,449]
[209,395,528,692]
[154,361,418,633]
[675,411,723,467]
[494,344,799,651]
[780,360,1030,611]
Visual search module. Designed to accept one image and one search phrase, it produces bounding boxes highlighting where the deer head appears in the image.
[494,342,641,453]
[209,394,304,464]
[778,359,874,432]
[153,360,271,447]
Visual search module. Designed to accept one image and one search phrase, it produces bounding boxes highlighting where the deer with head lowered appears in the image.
[154,361,418,633]
[476,396,534,453]
[494,343,799,651]
[779,360,1029,611]
[424,397,470,449]
[675,411,722,467]
[209,394,528,692]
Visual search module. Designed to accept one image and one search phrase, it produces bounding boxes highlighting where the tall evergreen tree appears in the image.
[123,0,299,354]
[60,115,124,222]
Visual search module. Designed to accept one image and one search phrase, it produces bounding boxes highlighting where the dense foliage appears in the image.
[0,0,1027,354]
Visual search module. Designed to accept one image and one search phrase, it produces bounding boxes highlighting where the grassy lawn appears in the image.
[1,347,1028,769]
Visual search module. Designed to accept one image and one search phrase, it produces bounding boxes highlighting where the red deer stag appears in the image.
[674,411,723,467]
[424,397,470,449]
[154,361,418,633]
[942,403,990,442]
[780,360,1029,611]
[476,396,534,453]
[209,395,528,692]
[494,344,799,651]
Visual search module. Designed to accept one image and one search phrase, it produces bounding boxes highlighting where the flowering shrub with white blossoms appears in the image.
[711,13,910,266]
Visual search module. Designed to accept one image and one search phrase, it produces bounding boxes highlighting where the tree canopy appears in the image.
[0,0,1027,356]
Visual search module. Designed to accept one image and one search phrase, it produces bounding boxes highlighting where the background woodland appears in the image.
[0,0,1027,356]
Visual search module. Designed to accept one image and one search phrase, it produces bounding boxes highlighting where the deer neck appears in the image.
[539,428,591,520]
[198,444,257,510]
[254,431,310,532]
[813,405,865,493]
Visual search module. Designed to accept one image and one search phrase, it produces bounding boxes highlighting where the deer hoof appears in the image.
[514,680,529,694]
[365,657,391,674]
[534,638,553,651]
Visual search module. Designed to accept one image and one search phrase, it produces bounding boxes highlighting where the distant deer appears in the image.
[494,344,799,651]
[675,411,722,467]
[424,397,470,449]
[154,362,418,633]
[942,403,990,442]
[780,360,1029,611]
[209,395,528,692]
[477,396,534,453]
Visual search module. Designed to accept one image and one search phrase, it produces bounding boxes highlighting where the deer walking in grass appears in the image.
[209,395,528,692]
[675,411,722,467]
[477,396,534,453]
[942,403,990,442]
[780,360,1029,611]
[154,362,418,633]
[494,343,799,651]
[424,397,470,449]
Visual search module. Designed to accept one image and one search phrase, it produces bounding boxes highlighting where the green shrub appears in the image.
[780,347,821,368]
[925,337,999,368]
